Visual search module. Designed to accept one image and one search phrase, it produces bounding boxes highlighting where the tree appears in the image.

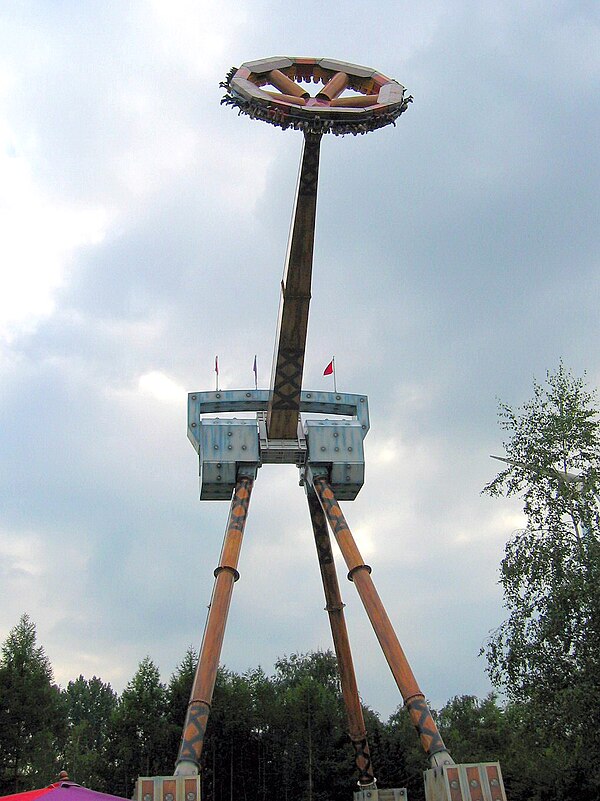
[165,646,198,770]
[436,695,504,766]
[375,704,427,801]
[270,651,352,801]
[166,646,197,727]
[202,666,259,801]
[200,651,358,801]
[0,614,66,793]
[63,675,117,790]
[109,656,171,797]
[484,363,600,798]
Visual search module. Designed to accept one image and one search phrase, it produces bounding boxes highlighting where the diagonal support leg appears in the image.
[175,476,254,775]
[306,484,376,788]
[311,475,453,768]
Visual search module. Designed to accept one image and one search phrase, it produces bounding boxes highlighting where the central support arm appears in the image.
[175,476,254,775]
[267,132,322,440]
[310,474,453,768]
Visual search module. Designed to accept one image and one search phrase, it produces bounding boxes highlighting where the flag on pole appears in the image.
[253,355,258,389]
[323,357,337,392]
[215,355,219,391]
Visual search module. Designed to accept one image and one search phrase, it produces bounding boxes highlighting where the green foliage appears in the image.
[166,646,197,726]
[437,695,504,765]
[63,675,117,790]
[0,614,66,794]
[373,704,427,801]
[273,650,341,693]
[109,656,171,797]
[200,652,355,801]
[9,615,591,800]
[202,666,261,801]
[484,363,600,799]
[272,652,351,801]
[165,646,198,769]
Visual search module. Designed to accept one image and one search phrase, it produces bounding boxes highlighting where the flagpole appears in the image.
[323,357,336,389]
[215,355,219,392]
[253,355,258,390]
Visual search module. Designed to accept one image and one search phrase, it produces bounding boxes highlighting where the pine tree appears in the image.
[165,646,198,772]
[63,675,117,790]
[109,656,171,797]
[0,614,66,793]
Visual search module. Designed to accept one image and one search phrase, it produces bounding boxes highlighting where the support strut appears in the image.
[175,476,254,775]
[306,484,376,788]
[311,475,453,768]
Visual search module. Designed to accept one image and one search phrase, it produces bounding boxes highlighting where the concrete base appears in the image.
[354,789,407,801]
[424,762,506,801]
[134,776,201,801]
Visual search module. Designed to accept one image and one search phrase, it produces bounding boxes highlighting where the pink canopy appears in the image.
[0,782,128,801]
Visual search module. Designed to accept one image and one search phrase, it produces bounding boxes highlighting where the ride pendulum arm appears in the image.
[232,58,450,770]
[171,58,509,801]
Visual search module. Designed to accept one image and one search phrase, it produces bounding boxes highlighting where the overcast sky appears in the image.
[1,1,599,728]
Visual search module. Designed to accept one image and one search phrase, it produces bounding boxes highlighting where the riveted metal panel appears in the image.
[330,462,365,499]
[378,790,408,801]
[446,767,465,801]
[136,777,201,801]
[424,763,506,801]
[200,461,237,500]
[162,779,176,801]
[305,419,364,459]
[465,766,484,801]
[354,789,407,801]
[187,390,370,494]
[198,419,259,500]
[187,389,370,451]
[354,789,377,801]
[184,778,200,801]
[485,765,506,801]
[140,780,154,801]
[305,420,365,499]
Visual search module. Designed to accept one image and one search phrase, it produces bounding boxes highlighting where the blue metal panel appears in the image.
[187,388,370,500]
[187,390,268,454]
[304,420,366,500]
[197,419,259,500]
[188,389,369,451]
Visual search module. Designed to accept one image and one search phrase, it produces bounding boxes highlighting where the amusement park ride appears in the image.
[135,58,508,801]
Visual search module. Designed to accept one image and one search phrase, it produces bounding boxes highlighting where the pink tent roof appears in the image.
[0,782,128,801]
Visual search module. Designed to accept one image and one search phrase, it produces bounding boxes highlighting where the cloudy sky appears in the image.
[1,0,599,727]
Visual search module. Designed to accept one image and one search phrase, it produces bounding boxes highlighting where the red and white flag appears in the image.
[215,355,219,391]
[253,355,258,389]
[323,357,337,391]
